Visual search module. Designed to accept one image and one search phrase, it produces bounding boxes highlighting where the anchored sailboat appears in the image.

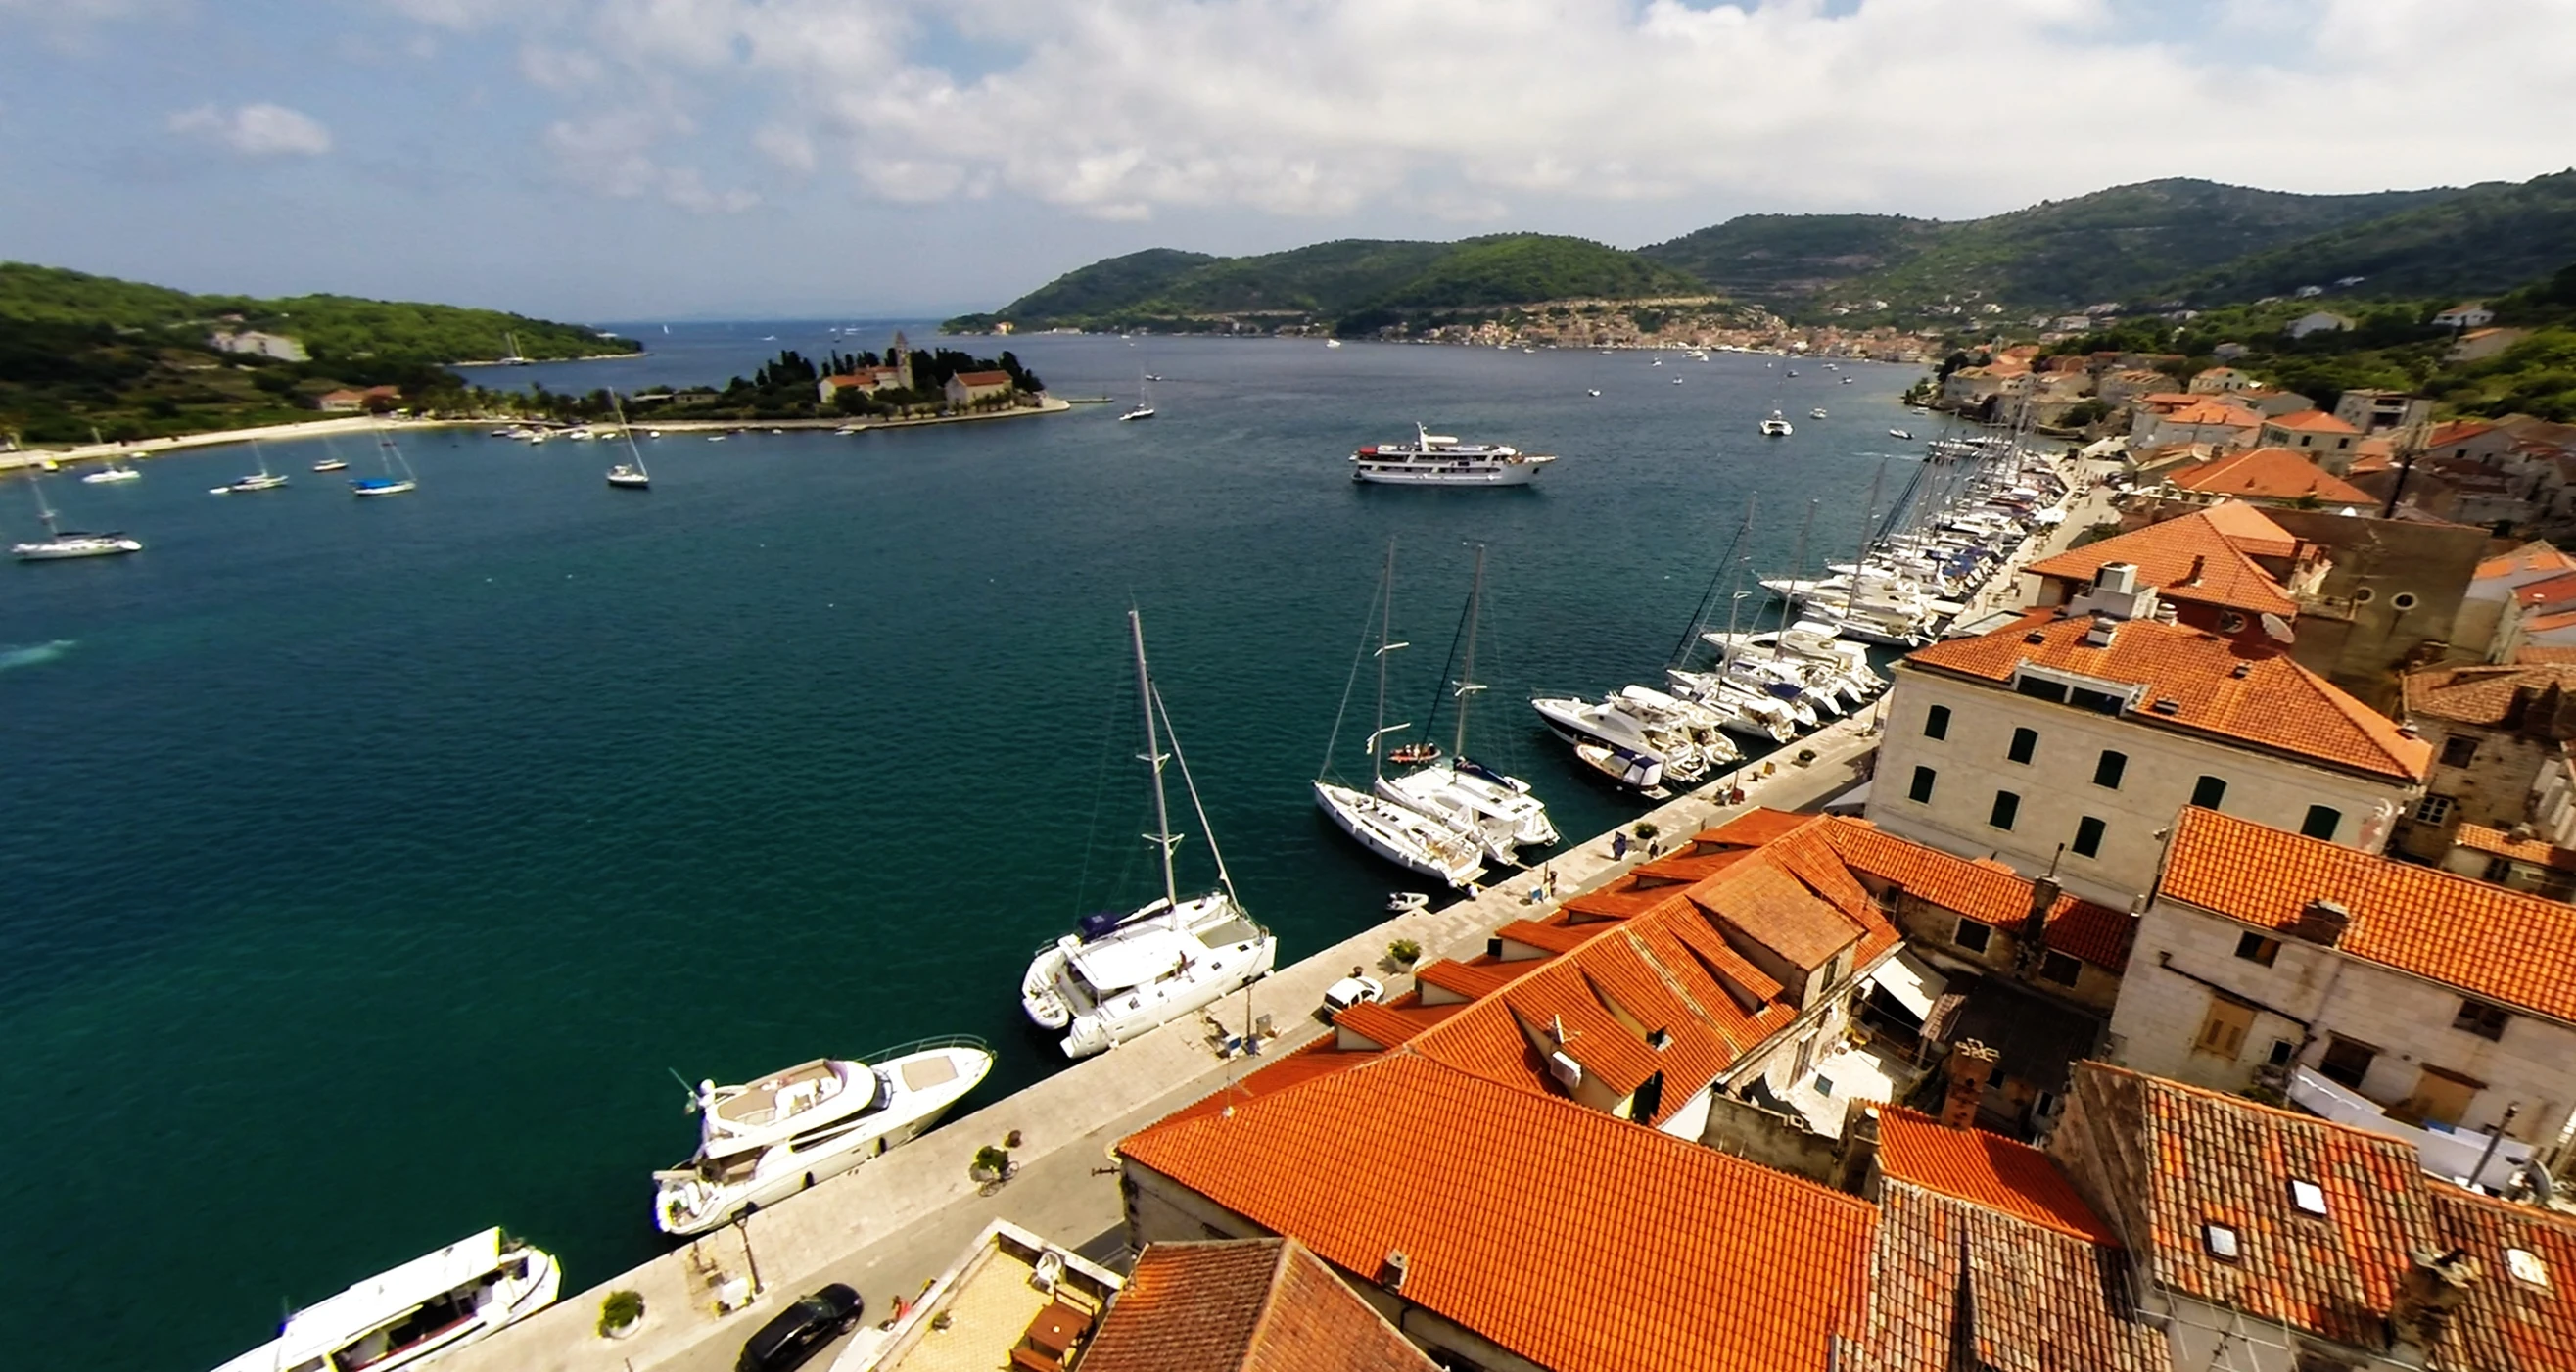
[1376,544,1558,865]
[12,471,141,561]
[351,421,418,497]
[1314,542,1486,887]
[1019,611,1277,1059]
[211,439,289,495]
[606,397,650,489]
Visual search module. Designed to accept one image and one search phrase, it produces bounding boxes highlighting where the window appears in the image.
[1989,790,2020,831]
[2072,816,2107,858]
[2318,1035,2377,1089]
[2267,1037,2296,1066]
[2006,727,2037,764]
[2486,855,2517,883]
[2092,750,2128,789]
[1953,919,1993,954]
[2015,676,2069,706]
[1923,704,1950,740]
[2203,1222,2241,1260]
[2220,610,2248,634]
[2301,805,2342,841]
[2455,999,2509,1041]
[2069,686,2125,715]
[2413,794,2457,826]
[1908,765,1937,804]
[2234,931,2281,966]
[2439,735,2478,768]
[2038,950,2083,986]
[2194,996,2254,1060]
[2190,775,2227,810]
[2289,1179,2328,1216]
[2406,1065,2481,1127]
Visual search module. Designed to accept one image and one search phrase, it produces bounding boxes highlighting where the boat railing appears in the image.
[861,1033,993,1063]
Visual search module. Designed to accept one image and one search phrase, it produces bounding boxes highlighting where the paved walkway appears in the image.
[438,717,1884,1372]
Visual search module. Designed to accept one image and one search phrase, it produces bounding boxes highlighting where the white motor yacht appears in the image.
[1531,694,1709,781]
[1350,423,1557,486]
[1574,743,1669,798]
[1663,671,1801,743]
[1758,411,1793,437]
[208,1229,559,1372]
[653,1038,994,1235]
[1020,611,1278,1060]
[82,459,140,484]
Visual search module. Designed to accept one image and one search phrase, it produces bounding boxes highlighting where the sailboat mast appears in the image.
[1453,544,1485,759]
[1372,541,1395,781]
[1131,609,1180,913]
[1853,457,1889,585]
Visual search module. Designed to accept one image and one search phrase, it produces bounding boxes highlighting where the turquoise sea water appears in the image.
[0,329,1926,1372]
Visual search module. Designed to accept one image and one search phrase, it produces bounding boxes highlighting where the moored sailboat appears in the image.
[352,421,418,497]
[1375,544,1557,865]
[12,472,141,561]
[1314,543,1487,886]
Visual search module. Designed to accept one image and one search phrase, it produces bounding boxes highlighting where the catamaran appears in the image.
[1020,611,1277,1059]
[207,1228,560,1372]
[1349,423,1557,486]
[12,472,140,561]
[1314,543,1488,886]
[652,1038,994,1235]
[1758,411,1794,437]
[1374,544,1557,865]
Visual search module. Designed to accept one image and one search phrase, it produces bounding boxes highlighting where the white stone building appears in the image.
[1865,578,2428,909]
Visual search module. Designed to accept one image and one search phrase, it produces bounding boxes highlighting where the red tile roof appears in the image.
[1875,1107,2119,1245]
[1819,818,2135,971]
[950,369,1013,386]
[2167,447,2371,504]
[2477,543,2576,583]
[2427,1185,2576,1372]
[2161,807,2576,1024]
[1121,1053,1879,1372]
[1857,1182,2166,1372]
[2264,409,2362,435]
[2520,571,2576,610]
[2024,509,2299,617]
[2193,498,2302,558]
[2452,823,2576,874]
[2428,419,2500,449]
[1079,1238,1438,1372]
[2400,658,2576,726]
[1904,611,2430,781]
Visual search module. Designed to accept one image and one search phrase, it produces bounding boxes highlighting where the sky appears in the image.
[3,0,2574,323]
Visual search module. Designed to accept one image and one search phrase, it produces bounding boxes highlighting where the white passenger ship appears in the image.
[1350,423,1556,486]
[209,1228,560,1372]
[653,1038,994,1235]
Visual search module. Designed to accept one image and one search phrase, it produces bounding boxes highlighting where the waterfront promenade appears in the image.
[439,716,1888,1372]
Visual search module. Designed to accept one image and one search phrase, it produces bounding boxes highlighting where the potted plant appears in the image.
[1633,821,1659,842]
[598,1290,646,1341]
[1387,938,1422,970]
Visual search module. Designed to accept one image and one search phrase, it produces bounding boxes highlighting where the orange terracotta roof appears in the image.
[2521,645,2576,664]
[1699,807,1821,849]
[2521,571,2576,610]
[2161,400,2263,427]
[1490,919,1595,955]
[1858,1183,2166,1371]
[2024,510,2298,617]
[2161,807,2576,1023]
[2450,823,2576,874]
[2400,659,2576,725]
[2193,499,2302,558]
[2168,447,2370,504]
[1904,611,2430,781]
[2530,609,2576,635]
[1411,958,1522,1001]
[2426,1184,2576,1372]
[1875,1107,2119,1245]
[950,369,1013,386]
[2477,544,2576,583]
[1120,1052,1879,1372]
[2264,409,2362,435]
[2428,419,2500,449]
[2063,1062,2431,1349]
[1691,858,1862,969]
[1820,818,2135,971]
[1081,1237,1439,1372]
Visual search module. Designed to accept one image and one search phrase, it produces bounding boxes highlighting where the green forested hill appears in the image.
[1637,213,1940,305]
[2150,170,2576,305]
[0,263,635,363]
[946,234,1715,334]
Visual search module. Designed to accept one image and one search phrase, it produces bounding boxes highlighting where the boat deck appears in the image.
[716,1060,844,1127]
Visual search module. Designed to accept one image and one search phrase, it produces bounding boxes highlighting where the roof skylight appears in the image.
[2509,1248,2551,1288]
[2204,1222,2241,1260]
[2289,1180,2327,1216]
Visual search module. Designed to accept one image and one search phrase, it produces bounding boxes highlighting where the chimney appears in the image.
[2289,898,2352,947]
[1940,1040,2000,1129]
[2182,553,2207,586]
[2084,614,2118,648]
[1381,1250,1410,1293]
[2021,875,2062,949]
[2390,1249,2480,1354]
[2097,562,2139,595]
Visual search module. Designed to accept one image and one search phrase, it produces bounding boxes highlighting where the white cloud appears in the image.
[542,106,757,213]
[392,0,2576,228]
[167,102,335,157]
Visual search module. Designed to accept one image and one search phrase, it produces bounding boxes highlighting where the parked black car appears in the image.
[737,1283,863,1372]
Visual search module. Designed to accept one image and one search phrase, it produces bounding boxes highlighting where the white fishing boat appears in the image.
[1374,545,1558,864]
[1020,611,1277,1059]
[1809,407,1829,419]
[1889,428,1913,440]
[652,1037,994,1235]
[351,421,419,497]
[1350,423,1556,486]
[1325,339,1343,348]
[606,397,651,489]
[12,473,140,561]
[81,455,140,484]
[1574,743,1668,798]
[207,1229,560,1372]
[1316,542,1487,885]
[1759,411,1793,437]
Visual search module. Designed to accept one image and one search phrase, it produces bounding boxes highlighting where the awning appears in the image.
[1863,950,1949,1021]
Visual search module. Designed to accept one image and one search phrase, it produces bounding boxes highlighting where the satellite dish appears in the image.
[2260,613,2296,643]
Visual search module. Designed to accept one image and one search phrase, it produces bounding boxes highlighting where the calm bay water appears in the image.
[0,329,1925,1372]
